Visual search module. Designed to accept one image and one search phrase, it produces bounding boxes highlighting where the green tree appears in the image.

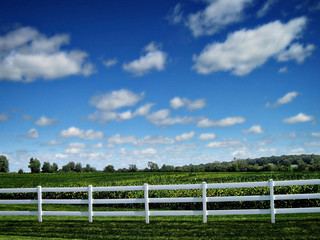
[0,155,9,172]
[75,163,82,173]
[41,161,52,173]
[103,165,115,172]
[51,163,58,173]
[28,158,40,173]
[18,168,24,174]
[129,164,138,172]
[147,161,159,172]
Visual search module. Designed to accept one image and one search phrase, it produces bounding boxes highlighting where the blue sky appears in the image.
[0,0,320,172]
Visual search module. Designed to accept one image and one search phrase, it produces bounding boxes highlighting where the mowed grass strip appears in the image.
[0,214,319,239]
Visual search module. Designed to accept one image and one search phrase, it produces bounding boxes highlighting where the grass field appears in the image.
[1,171,320,239]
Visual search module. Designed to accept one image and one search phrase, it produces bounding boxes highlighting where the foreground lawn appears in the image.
[0,213,319,239]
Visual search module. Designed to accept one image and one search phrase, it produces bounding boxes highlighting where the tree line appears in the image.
[1,154,320,174]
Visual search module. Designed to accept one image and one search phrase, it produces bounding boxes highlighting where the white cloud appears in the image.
[277,43,315,63]
[107,134,136,147]
[199,133,216,140]
[305,142,320,147]
[170,97,206,111]
[311,133,320,137]
[283,113,315,124]
[267,91,299,108]
[133,148,157,155]
[198,117,245,127]
[175,131,195,142]
[146,109,197,126]
[59,127,104,140]
[167,3,184,24]
[89,102,153,124]
[90,89,144,111]
[278,67,287,73]
[0,113,9,122]
[133,136,174,146]
[45,140,63,146]
[192,17,312,76]
[206,140,243,148]
[35,116,57,126]
[123,42,167,76]
[134,103,154,116]
[186,0,253,37]
[24,128,39,138]
[92,143,103,148]
[257,0,278,18]
[242,125,264,134]
[0,27,94,82]
[102,58,118,67]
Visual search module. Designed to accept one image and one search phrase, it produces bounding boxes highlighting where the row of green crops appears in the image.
[1,171,320,210]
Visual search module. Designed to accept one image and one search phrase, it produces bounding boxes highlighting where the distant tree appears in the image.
[67,161,76,172]
[160,164,175,172]
[104,165,115,172]
[18,169,24,174]
[129,164,138,172]
[42,162,52,173]
[51,163,58,173]
[0,155,9,172]
[75,163,82,173]
[147,161,159,172]
[84,164,96,172]
[28,158,41,173]
[61,165,71,172]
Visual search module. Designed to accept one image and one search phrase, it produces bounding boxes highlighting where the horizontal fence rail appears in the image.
[0,179,320,223]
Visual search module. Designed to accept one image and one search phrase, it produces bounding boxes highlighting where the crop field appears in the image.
[0,171,320,239]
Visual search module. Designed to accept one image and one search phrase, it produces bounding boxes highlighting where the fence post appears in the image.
[269,179,275,223]
[37,186,42,222]
[144,183,150,224]
[202,182,207,223]
[88,185,93,222]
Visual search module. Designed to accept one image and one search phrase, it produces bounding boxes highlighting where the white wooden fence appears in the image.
[0,179,320,223]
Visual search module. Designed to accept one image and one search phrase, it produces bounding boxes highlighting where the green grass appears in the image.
[1,171,320,239]
[0,214,319,239]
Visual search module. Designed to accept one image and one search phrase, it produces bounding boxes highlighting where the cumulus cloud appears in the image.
[133,148,157,155]
[123,42,167,76]
[257,0,278,18]
[277,43,315,63]
[199,133,216,140]
[192,17,313,76]
[170,97,206,111]
[186,0,253,37]
[311,133,320,137]
[175,131,195,142]
[283,113,315,124]
[90,89,144,111]
[0,113,9,122]
[133,136,174,146]
[266,91,299,108]
[44,140,63,146]
[35,116,57,126]
[107,134,136,147]
[242,125,264,134]
[59,127,104,140]
[206,140,243,148]
[198,117,245,127]
[146,109,197,126]
[102,58,118,67]
[0,27,94,82]
[24,128,39,138]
